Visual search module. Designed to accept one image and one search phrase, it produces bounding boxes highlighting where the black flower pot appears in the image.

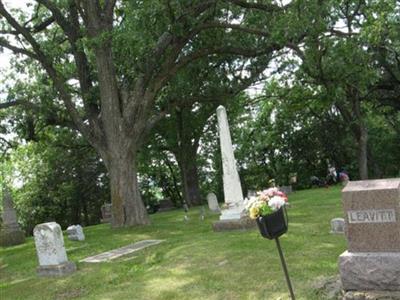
[256,207,288,239]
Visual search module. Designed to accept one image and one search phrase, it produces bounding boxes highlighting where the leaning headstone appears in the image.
[33,222,76,276]
[100,203,112,223]
[330,218,345,234]
[206,192,220,213]
[339,179,400,294]
[66,225,85,241]
[212,106,254,231]
[0,187,25,247]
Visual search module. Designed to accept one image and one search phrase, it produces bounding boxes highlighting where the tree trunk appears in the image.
[177,147,202,207]
[357,125,368,180]
[107,150,150,227]
[335,94,369,180]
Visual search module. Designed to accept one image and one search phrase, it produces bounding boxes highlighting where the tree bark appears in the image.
[357,125,368,180]
[107,150,150,227]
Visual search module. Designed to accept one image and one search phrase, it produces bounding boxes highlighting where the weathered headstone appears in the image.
[330,218,345,234]
[206,192,220,213]
[0,187,25,247]
[339,179,400,293]
[66,225,85,241]
[100,203,112,223]
[33,222,76,276]
[279,185,293,195]
[212,106,254,231]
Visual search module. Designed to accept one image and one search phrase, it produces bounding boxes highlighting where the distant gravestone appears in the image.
[158,198,175,212]
[101,203,112,223]
[279,185,293,194]
[200,206,205,221]
[33,222,76,276]
[339,179,400,293]
[206,193,220,213]
[247,190,256,198]
[66,225,85,241]
[0,187,25,247]
[330,218,345,234]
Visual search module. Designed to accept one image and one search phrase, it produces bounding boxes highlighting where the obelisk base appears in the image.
[0,229,25,247]
[212,216,255,232]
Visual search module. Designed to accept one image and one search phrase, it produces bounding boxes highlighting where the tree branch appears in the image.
[0,0,96,146]
[0,37,38,59]
[225,0,290,12]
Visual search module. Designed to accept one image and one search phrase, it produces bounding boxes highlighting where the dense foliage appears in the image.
[0,0,399,231]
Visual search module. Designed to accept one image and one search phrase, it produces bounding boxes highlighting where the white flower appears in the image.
[268,196,286,211]
[244,196,255,210]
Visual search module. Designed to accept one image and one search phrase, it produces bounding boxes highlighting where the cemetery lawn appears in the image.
[0,186,346,300]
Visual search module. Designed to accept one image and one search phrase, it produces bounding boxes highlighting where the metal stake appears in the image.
[275,237,295,300]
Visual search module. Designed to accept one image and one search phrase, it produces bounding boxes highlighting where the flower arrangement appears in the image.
[244,187,289,219]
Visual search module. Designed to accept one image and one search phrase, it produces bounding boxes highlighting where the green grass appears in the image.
[0,186,346,300]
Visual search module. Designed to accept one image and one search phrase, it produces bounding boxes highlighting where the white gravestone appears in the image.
[216,105,245,220]
[66,225,85,241]
[33,222,76,276]
[330,218,345,234]
[206,193,220,213]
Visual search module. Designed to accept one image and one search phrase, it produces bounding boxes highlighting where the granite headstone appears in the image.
[330,218,345,234]
[66,224,85,241]
[206,193,220,213]
[339,179,400,292]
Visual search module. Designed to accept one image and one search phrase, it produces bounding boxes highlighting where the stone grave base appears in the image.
[80,240,164,263]
[343,291,400,300]
[212,217,256,232]
[0,230,25,247]
[37,261,77,277]
[339,251,400,291]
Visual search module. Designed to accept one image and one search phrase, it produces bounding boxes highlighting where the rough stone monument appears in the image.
[212,106,254,231]
[330,217,345,234]
[339,179,400,295]
[206,192,220,213]
[33,222,76,276]
[0,187,25,247]
[66,224,85,241]
[100,203,112,223]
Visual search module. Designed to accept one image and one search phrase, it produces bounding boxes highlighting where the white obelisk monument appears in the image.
[216,105,245,220]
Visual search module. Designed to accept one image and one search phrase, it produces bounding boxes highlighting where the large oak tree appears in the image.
[0,0,302,227]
